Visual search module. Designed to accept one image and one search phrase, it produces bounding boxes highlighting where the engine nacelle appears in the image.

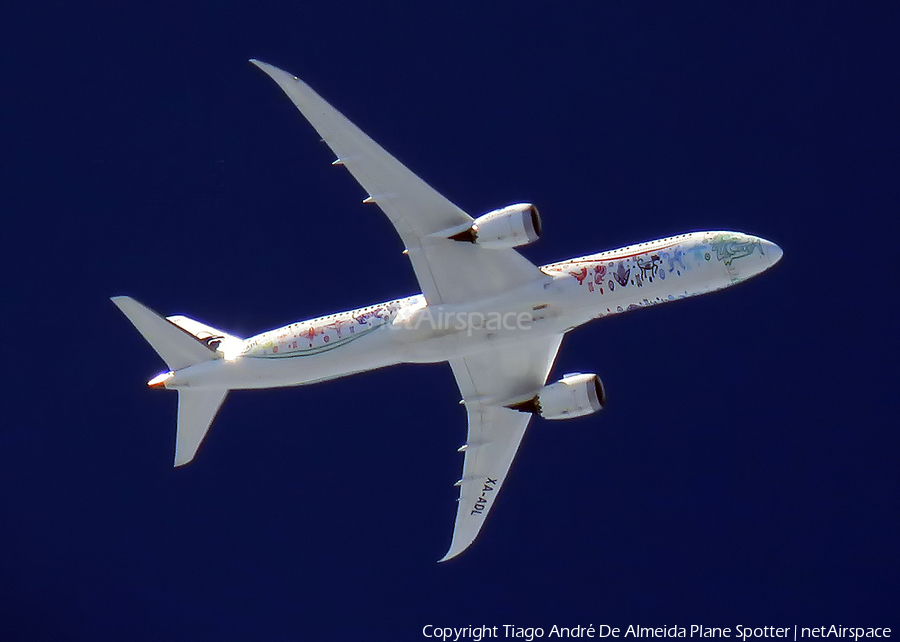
[450,203,542,249]
[508,373,606,420]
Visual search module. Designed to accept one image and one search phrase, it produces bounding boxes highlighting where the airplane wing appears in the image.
[251,60,544,306]
[442,334,564,561]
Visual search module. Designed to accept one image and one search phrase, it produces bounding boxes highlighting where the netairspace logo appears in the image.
[410,309,535,337]
[421,625,893,642]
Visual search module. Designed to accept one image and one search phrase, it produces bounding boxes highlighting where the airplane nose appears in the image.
[718,234,783,283]
[761,238,783,267]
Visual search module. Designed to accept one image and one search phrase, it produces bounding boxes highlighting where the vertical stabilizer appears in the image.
[176,389,229,466]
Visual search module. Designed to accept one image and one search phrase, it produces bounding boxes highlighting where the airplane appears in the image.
[112,60,783,562]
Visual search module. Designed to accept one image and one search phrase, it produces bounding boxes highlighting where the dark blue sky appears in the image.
[2,2,898,640]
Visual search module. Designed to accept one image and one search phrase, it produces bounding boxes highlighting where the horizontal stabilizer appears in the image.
[176,389,228,466]
[111,296,221,371]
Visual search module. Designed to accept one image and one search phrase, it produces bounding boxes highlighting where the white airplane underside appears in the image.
[113,61,782,562]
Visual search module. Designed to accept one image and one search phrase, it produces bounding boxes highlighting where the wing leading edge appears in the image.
[250,60,544,306]
[443,335,564,561]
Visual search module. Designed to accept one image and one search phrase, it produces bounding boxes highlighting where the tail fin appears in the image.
[166,314,244,360]
[111,296,221,371]
[111,296,229,466]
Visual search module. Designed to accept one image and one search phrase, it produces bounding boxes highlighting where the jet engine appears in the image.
[508,373,606,420]
[450,203,542,249]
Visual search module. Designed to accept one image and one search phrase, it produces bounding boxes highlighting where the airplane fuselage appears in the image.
[160,231,780,392]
